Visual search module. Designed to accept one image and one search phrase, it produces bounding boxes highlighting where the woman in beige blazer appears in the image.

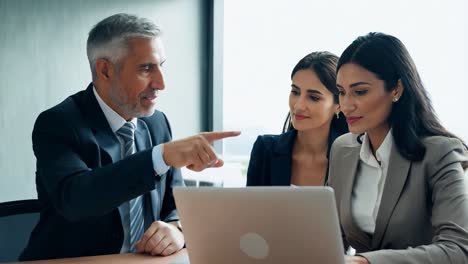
[329,32,468,264]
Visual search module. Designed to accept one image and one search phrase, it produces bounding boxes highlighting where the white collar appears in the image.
[92,86,138,133]
[359,129,393,168]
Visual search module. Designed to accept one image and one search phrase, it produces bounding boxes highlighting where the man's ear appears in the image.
[95,58,114,81]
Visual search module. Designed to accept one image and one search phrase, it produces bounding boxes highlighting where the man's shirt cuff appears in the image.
[152,144,170,175]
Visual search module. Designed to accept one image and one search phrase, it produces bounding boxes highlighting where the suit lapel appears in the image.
[135,119,157,223]
[75,84,121,163]
[94,130,121,164]
[338,146,373,248]
[371,146,411,249]
[121,119,158,226]
[271,130,296,186]
[135,119,152,152]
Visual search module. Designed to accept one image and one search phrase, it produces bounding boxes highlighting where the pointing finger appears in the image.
[201,131,241,142]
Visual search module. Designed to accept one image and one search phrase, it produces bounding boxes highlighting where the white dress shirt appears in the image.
[93,87,170,252]
[351,129,393,234]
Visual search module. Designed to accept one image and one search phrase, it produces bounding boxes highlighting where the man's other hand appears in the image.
[134,221,184,256]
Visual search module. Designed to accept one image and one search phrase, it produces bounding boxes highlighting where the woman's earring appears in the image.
[335,112,340,119]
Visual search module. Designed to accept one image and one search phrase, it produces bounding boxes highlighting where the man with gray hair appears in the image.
[20,13,239,261]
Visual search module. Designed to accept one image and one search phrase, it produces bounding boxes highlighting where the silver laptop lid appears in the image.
[174,186,345,264]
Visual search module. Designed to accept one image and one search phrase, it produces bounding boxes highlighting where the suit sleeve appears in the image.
[159,112,185,222]
[33,110,156,222]
[246,136,266,186]
[360,138,468,264]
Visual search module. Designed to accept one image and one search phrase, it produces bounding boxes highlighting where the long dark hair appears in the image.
[337,32,465,161]
[283,51,348,135]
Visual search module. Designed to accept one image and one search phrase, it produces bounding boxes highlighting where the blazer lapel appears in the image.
[135,119,158,223]
[371,146,411,249]
[75,84,121,164]
[338,146,373,249]
[94,130,121,164]
[135,119,152,152]
[271,130,296,186]
[135,119,158,225]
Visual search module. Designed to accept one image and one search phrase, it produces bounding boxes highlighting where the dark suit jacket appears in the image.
[20,84,184,261]
[328,133,468,264]
[246,129,340,186]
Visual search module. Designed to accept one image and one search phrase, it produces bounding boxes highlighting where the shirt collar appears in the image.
[93,86,137,133]
[359,129,393,168]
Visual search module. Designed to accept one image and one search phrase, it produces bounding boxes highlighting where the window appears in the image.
[219,0,468,186]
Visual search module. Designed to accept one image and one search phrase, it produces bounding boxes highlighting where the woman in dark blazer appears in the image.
[329,32,468,264]
[247,51,348,186]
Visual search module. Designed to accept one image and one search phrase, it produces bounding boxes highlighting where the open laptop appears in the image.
[173,186,345,264]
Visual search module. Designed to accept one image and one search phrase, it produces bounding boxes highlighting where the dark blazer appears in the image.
[20,84,184,261]
[328,133,468,264]
[246,129,340,186]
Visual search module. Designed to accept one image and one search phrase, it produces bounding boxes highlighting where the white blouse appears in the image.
[351,130,393,234]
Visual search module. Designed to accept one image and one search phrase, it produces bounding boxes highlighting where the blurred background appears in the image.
[1,0,467,202]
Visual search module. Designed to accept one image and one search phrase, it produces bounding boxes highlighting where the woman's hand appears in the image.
[345,255,369,264]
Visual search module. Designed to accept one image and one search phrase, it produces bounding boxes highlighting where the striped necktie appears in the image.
[116,122,144,252]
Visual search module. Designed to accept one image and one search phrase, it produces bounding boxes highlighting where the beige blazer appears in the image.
[328,133,468,264]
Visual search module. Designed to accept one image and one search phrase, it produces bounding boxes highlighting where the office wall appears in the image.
[0,0,207,202]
